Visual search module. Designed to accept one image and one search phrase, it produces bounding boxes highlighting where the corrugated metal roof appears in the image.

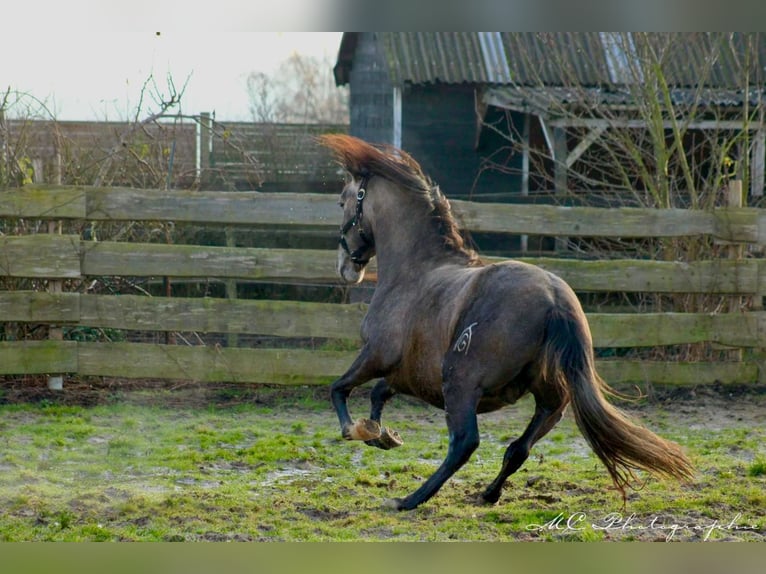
[380,32,488,84]
[478,32,512,83]
[337,32,766,91]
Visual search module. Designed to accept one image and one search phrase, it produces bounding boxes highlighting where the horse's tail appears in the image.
[541,305,694,495]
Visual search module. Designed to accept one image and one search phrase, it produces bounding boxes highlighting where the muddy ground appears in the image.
[0,376,764,541]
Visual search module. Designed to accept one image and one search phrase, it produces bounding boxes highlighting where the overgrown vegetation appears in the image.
[480,33,766,362]
[0,381,763,541]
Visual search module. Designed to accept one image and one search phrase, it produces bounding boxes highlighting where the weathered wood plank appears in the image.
[0,341,78,374]
[0,339,757,385]
[84,187,340,226]
[76,342,355,385]
[596,360,758,386]
[5,291,763,348]
[0,235,81,278]
[78,242,764,294]
[514,257,761,294]
[72,342,760,385]
[0,291,80,322]
[453,201,718,238]
[79,295,366,340]
[0,187,86,219]
[75,294,766,348]
[714,207,766,243]
[80,242,339,281]
[13,185,766,243]
[588,312,766,348]
[2,235,763,293]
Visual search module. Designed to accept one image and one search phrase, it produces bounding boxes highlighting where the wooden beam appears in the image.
[588,311,766,348]
[5,235,764,294]
[76,342,356,385]
[3,291,764,348]
[453,201,718,238]
[0,291,80,322]
[566,125,606,168]
[0,235,81,279]
[80,242,342,281]
[596,360,759,386]
[84,187,339,226]
[0,341,78,374]
[548,117,766,131]
[0,339,759,385]
[78,295,366,341]
[0,186,86,219]
[751,128,765,197]
[9,187,766,245]
[514,257,762,295]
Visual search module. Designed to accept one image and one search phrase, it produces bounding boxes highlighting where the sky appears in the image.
[2,31,343,122]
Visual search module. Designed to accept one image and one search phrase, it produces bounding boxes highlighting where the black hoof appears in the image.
[383,497,415,511]
[481,489,501,505]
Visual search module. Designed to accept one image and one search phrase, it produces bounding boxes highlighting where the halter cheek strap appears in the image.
[339,175,374,264]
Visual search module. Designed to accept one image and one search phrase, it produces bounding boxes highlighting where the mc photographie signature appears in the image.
[526,511,761,541]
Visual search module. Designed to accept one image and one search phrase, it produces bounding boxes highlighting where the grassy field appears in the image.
[0,379,764,542]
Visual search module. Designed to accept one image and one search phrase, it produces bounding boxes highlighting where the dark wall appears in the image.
[346,36,524,199]
[400,84,522,200]
[348,33,394,145]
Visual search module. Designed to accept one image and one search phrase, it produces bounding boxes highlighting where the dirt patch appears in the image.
[0,376,329,408]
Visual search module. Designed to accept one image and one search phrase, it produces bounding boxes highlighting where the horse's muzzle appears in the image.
[337,248,367,284]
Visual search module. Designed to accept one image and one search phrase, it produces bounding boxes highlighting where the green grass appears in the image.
[0,384,763,541]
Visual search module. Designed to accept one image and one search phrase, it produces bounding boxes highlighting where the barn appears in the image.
[333,32,766,211]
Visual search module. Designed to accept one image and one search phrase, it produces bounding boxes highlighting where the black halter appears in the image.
[339,174,374,264]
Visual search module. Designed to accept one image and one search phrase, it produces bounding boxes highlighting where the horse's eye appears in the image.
[338,201,345,208]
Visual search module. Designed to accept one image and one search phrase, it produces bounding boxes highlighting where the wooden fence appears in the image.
[1,184,766,387]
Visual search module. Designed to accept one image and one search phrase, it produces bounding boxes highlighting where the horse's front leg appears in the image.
[330,347,384,442]
[364,379,403,450]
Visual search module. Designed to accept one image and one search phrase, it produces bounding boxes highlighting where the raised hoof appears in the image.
[365,427,404,450]
[343,418,381,441]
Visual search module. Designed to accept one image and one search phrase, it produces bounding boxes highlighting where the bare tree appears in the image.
[246,52,349,124]
[92,73,188,188]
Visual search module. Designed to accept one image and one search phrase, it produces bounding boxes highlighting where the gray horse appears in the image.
[320,134,694,511]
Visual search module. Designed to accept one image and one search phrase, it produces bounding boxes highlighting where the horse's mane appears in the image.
[319,134,481,266]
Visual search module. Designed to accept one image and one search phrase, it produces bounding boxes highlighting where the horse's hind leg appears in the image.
[365,379,404,450]
[391,385,481,510]
[481,392,568,504]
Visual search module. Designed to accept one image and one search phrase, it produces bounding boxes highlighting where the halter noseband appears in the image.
[339,174,374,264]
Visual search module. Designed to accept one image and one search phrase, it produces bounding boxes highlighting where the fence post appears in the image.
[47,147,65,390]
[0,108,5,187]
[520,114,530,254]
[553,126,569,253]
[199,112,212,188]
[225,227,239,348]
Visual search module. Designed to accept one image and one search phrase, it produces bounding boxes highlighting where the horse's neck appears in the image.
[370,186,468,286]
[373,227,466,288]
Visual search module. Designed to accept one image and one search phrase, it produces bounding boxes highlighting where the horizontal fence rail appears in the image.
[2,234,764,294]
[1,292,764,349]
[1,184,766,387]
[6,185,766,242]
[0,341,758,386]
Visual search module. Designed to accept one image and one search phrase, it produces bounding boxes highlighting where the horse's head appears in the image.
[337,174,375,284]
